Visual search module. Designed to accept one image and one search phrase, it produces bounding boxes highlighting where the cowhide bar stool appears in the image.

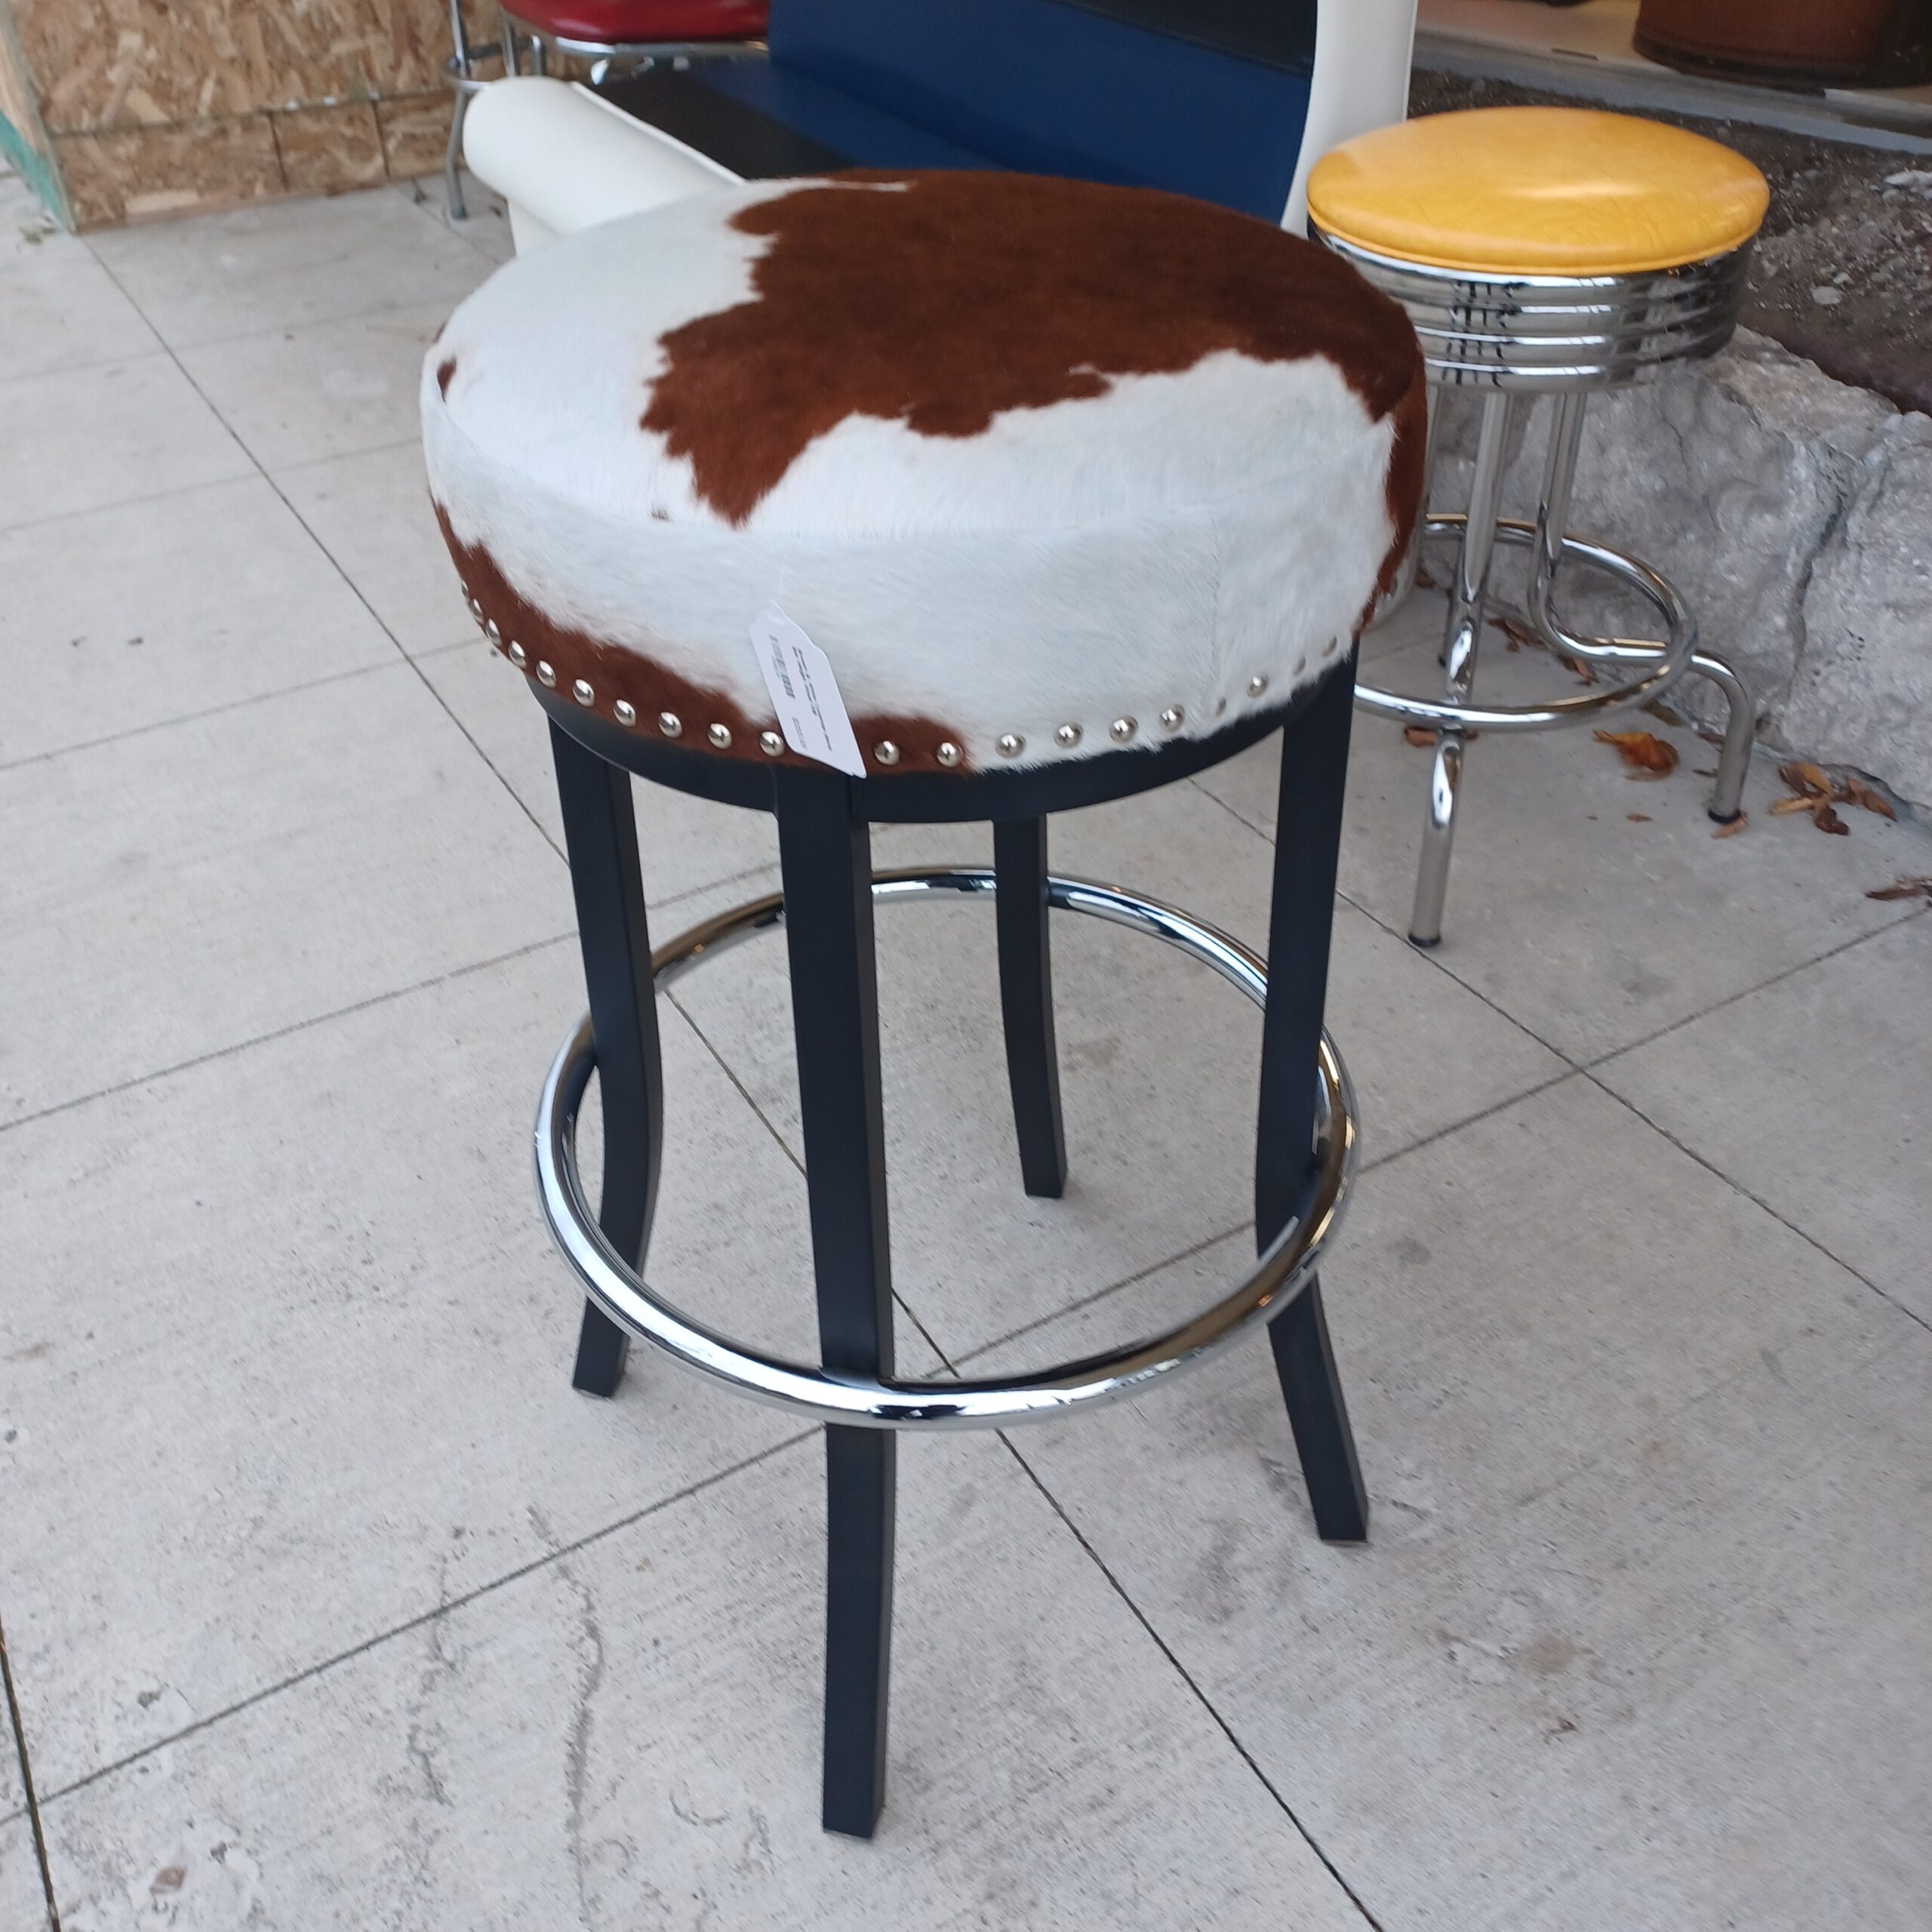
[1307,106,1770,946]
[423,171,1425,1835]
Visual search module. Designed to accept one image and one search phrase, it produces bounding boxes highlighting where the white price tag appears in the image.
[749,604,866,777]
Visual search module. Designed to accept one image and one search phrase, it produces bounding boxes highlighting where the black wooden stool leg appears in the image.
[551,721,664,1398]
[774,768,897,1838]
[994,815,1069,1198]
[1256,660,1370,1543]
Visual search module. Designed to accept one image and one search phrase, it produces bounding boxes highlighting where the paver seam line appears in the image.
[1583,1066,1932,1337]
[899,1303,1388,1928]
[80,245,562,863]
[32,1430,817,1809]
[1583,901,1931,1069]
[0,1606,61,1928]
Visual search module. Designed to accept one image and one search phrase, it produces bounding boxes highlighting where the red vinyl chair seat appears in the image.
[506,0,767,42]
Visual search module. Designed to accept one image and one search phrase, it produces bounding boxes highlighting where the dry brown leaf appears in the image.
[1404,725,1435,748]
[1814,803,1850,835]
[1843,777,1897,820]
[1416,563,1440,591]
[1866,875,1932,903]
[1626,813,1653,823]
[1594,730,1679,774]
[1713,813,1749,839]
[1778,760,1831,799]
[1768,795,1817,816]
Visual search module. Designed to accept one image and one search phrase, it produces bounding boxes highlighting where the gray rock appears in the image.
[1783,414,1932,809]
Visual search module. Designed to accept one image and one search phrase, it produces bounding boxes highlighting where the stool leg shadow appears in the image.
[776,768,897,1838]
[994,816,1068,1198]
[551,722,663,1398]
[1257,659,1369,1543]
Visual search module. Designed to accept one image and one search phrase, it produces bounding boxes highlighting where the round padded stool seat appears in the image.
[423,171,1424,775]
[1307,106,1770,276]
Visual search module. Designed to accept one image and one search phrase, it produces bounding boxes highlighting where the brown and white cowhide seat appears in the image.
[423,170,1425,775]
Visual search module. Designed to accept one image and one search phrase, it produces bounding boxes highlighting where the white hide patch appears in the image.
[423,181,1407,769]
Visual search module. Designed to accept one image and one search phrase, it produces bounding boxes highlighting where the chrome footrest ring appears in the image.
[535,869,1358,1432]
[1355,515,1696,734]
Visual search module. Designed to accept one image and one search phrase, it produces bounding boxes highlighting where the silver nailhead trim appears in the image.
[485,619,501,644]
[1159,706,1184,733]
[1246,675,1269,699]
[536,661,556,688]
[935,740,961,767]
[707,722,732,749]
[1109,716,1137,743]
[1054,723,1082,750]
[659,712,682,738]
[614,700,637,728]
[997,734,1024,759]
[759,730,785,757]
[507,641,527,669]
[873,740,900,766]
[572,678,595,706]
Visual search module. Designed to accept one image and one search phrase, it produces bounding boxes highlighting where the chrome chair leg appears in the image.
[445,89,471,220]
[445,0,474,219]
[1411,391,1512,948]
[1527,392,1755,823]
[1692,650,1754,822]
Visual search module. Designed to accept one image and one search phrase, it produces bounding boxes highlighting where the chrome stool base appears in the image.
[1359,389,1755,947]
[536,869,1358,1430]
[1318,230,1762,947]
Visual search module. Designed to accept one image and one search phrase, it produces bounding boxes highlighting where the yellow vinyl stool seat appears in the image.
[1306,105,1769,277]
[1306,106,1769,947]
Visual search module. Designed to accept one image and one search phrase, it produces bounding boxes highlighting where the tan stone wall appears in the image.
[11,0,488,226]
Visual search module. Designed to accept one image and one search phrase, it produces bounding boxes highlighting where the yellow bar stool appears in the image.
[1308,106,1770,946]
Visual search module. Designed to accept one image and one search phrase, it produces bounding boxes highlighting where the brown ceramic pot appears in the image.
[1635,0,1932,85]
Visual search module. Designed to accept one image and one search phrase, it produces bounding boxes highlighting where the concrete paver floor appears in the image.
[2,162,1927,1931]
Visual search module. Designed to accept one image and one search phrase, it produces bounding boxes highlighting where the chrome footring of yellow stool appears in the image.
[1321,238,1758,948]
[534,869,1358,1429]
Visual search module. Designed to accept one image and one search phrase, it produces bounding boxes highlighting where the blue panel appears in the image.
[699,60,1004,174]
[766,0,1311,220]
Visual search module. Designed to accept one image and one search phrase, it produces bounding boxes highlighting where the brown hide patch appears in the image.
[435,355,458,398]
[434,504,971,774]
[643,171,1428,555]
[1368,354,1430,621]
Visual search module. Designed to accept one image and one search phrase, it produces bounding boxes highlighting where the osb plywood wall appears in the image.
[11,0,491,226]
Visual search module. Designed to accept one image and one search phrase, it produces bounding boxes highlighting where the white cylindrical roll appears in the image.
[462,76,743,242]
